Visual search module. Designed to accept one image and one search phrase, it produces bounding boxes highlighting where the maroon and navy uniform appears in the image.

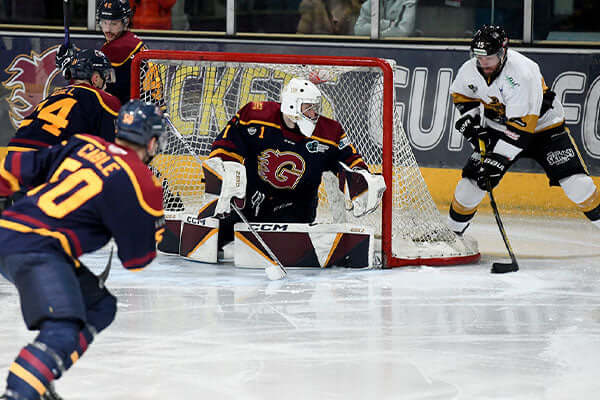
[0,134,163,399]
[8,84,120,153]
[0,134,164,269]
[209,101,367,224]
[101,30,146,105]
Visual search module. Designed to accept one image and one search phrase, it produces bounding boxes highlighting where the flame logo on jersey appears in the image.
[2,46,63,129]
[257,149,305,189]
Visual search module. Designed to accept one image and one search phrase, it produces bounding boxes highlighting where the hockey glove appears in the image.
[476,153,511,191]
[455,113,483,148]
[340,163,386,218]
[202,157,246,218]
[55,43,76,79]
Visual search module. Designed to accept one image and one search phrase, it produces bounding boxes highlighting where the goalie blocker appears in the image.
[158,213,375,268]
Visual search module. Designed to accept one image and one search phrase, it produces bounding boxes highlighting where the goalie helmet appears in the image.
[116,99,166,150]
[470,25,509,75]
[69,48,116,84]
[97,0,132,24]
[280,78,322,137]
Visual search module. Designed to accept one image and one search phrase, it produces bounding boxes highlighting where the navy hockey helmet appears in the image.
[69,48,116,84]
[116,100,166,150]
[97,0,132,23]
[470,25,508,58]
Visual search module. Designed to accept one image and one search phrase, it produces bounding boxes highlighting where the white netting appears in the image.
[136,53,477,266]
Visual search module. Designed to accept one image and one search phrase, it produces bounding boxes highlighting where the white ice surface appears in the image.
[1,213,600,400]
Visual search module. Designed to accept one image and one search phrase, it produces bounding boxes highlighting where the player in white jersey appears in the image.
[447,25,600,234]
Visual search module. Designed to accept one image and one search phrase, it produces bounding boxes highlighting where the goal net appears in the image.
[132,50,479,267]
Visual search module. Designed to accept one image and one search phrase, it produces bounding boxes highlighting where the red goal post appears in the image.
[131,50,480,268]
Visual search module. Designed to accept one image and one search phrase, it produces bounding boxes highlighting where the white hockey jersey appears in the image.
[451,49,564,140]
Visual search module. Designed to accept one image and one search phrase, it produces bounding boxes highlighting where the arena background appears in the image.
[1,32,599,217]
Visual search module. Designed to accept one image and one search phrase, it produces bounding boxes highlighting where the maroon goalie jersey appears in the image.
[209,101,367,222]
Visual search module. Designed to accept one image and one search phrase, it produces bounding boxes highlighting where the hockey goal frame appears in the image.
[131,50,480,268]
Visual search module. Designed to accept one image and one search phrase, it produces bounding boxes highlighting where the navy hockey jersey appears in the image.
[209,101,367,222]
[8,83,121,152]
[0,134,164,270]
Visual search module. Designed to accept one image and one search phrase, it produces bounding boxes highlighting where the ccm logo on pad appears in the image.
[249,223,289,231]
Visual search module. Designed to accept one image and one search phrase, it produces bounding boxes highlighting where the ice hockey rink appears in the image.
[1,213,599,400]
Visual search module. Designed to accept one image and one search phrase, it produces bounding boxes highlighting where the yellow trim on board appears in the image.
[421,167,600,217]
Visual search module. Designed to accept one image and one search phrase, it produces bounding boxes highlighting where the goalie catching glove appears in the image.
[339,163,386,217]
[202,157,247,218]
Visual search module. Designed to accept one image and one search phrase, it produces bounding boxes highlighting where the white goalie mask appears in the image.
[280,78,322,137]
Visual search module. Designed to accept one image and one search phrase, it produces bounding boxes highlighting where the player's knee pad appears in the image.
[86,291,117,333]
[559,174,596,204]
[35,320,81,374]
[560,174,600,223]
[454,178,485,209]
[5,320,79,399]
[11,253,86,330]
[448,178,485,234]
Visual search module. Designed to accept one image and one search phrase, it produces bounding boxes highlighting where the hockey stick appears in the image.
[479,139,519,273]
[98,246,113,289]
[487,188,519,273]
[230,203,287,280]
[163,115,287,280]
[63,0,71,48]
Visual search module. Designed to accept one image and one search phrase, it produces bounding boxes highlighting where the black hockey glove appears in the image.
[455,114,482,148]
[56,43,76,79]
[476,153,511,191]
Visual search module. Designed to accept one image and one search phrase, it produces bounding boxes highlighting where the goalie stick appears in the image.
[479,139,519,274]
[163,115,287,280]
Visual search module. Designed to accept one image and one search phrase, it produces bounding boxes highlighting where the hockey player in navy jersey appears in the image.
[0,100,165,400]
[8,48,121,154]
[203,78,386,250]
[448,25,600,234]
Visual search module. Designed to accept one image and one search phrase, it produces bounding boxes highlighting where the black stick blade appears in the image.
[491,262,519,274]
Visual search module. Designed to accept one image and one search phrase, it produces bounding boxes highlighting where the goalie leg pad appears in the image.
[179,215,220,263]
[157,213,183,255]
[234,223,374,269]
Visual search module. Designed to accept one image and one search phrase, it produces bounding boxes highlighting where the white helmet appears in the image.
[280,78,322,137]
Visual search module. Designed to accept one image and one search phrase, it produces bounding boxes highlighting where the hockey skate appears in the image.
[42,383,63,400]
